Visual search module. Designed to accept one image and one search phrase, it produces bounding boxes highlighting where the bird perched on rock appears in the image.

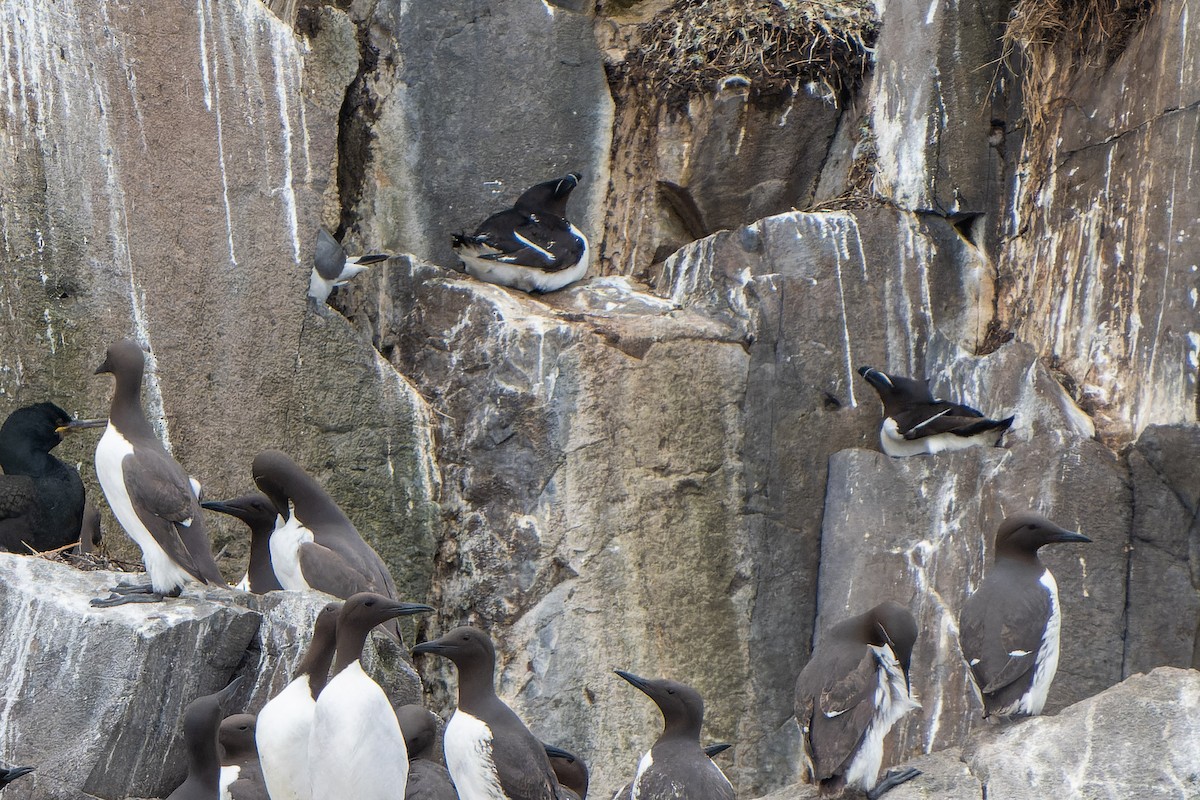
[610,742,734,800]
[857,366,1014,457]
[543,744,587,800]
[166,677,244,800]
[201,492,283,593]
[452,173,589,293]
[219,713,268,800]
[959,511,1091,718]
[794,601,921,800]
[309,228,389,304]
[413,626,561,800]
[0,763,33,790]
[309,593,434,800]
[92,340,223,606]
[612,670,734,800]
[396,704,459,800]
[0,402,105,553]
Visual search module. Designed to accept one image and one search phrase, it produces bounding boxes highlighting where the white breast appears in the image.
[880,417,1003,457]
[443,710,509,800]
[257,677,318,800]
[841,643,921,792]
[94,425,193,593]
[310,661,409,800]
[630,750,653,800]
[270,511,315,591]
[1023,570,1061,715]
[219,764,240,800]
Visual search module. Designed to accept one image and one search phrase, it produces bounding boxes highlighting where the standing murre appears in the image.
[219,713,268,800]
[201,493,283,593]
[309,228,389,304]
[452,173,589,294]
[959,511,1091,718]
[309,593,434,800]
[257,602,342,800]
[794,601,922,800]
[395,704,459,800]
[612,670,734,800]
[166,676,244,800]
[857,366,1014,457]
[91,339,223,606]
[412,627,561,800]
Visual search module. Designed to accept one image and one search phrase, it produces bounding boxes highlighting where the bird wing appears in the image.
[461,210,583,272]
[959,580,1050,696]
[795,645,878,781]
[893,400,991,439]
[492,733,561,800]
[297,541,383,598]
[122,450,220,583]
[0,476,37,550]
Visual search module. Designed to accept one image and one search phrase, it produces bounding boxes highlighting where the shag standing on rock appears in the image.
[611,671,734,800]
[413,627,562,800]
[0,763,33,790]
[794,601,922,800]
[166,677,244,800]
[201,492,284,593]
[452,173,589,293]
[219,713,269,800]
[309,228,389,304]
[959,511,1091,718]
[92,339,223,606]
[396,704,459,800]
[0,402,105,553]
[857,366,1014,457]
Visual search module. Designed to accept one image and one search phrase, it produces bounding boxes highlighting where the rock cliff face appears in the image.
[0,0,1196,798]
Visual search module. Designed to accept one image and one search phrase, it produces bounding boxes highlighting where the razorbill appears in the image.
[309,228,389,304]
[166,676,244,800]
[857,366,1014,457]
[544,744,587,800]
[412,626,561,800]
[310,593,434,800]
[452,173,589,293]
[92,340,223,606]
[0,764,33,789]
[959,511,1091,717]
[0,402,105,553]
[612,670,734,800]
[395,704,459,800]
[219,713,268,800]
[201,493,283,593]
[794,601,921,799]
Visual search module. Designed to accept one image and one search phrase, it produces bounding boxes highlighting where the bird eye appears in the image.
[365,600,375,607]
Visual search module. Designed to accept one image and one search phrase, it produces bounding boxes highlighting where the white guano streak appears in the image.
[197,0,238,266]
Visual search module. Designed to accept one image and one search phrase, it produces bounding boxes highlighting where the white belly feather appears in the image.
[257,677,318,800]
[1022,570,1061,715]
[444,710,509,800]
[842,643,921,791]
[880,417,1002,458]
[219,764,239,800]
[270,512,315,591]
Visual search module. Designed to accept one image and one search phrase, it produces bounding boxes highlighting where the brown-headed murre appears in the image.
[309,228,389,304]
[612,670,734,800]
[92,340,223,606]
[452,173,589,293]
[166,676,244,800]
[219,713,268,800]
[201,492,283,593]
[857,366,1014,457]
[958,511,1091,718]
[412,626,561,800]
[794,601,921,800]
[0,402,105,553]
[310,593,434,800]
[396,704,459,800]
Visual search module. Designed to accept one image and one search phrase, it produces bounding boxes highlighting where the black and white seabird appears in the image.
[395,704,459,800]
[412,626,561,800]
[0,763,33,789]
[166,676,244,800]
[543,744,587,800]
[0,402,105,553]
[201,492,283,593]
[452,173,590,293]
[611,743,734,800]
[857,366,1014,457]
[219,713,269,800]
[92,340,223,606]
[959,511,1091,718]
[309,228,389,304]
[257,601,342,800]
[794,601,921,800]
[310,593,434,800]
[612,670,734,800]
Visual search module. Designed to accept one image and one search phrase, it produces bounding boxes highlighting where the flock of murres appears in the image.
[0,177,1094,800]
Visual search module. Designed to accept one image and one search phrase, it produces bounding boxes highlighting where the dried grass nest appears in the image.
[622,0,878,102]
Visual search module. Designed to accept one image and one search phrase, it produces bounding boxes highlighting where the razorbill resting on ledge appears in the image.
[201,492,284,593]
[959,511,1091,718]
[219,713,268,800]
[794,601,921,800]
[396,704,459,800]
[612,670,734,800]
[309,228,389,304]
[412,626,561,800]
[857,366,1014,457]
[452,173,589,293]
[166,676,244,800]
[92,339,223,606]
[0,402,105,553]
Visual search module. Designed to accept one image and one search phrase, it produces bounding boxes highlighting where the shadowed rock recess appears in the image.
[0,0,1197,799]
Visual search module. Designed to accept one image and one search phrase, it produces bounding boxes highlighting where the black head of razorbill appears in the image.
[613,670,734,800]
[413,626,562,800]
[0,402,105,553]
[396,704,459,800]
[959,511,1091,719]
[92,339,224,606]
[166,676,244,800]
[857,365,1015,458]
[201,493,283,594]
[451,172,590,294]
[0,764,34,789]
[309,228,389,304]
[543,743,588,800]
[794,601,922,800]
